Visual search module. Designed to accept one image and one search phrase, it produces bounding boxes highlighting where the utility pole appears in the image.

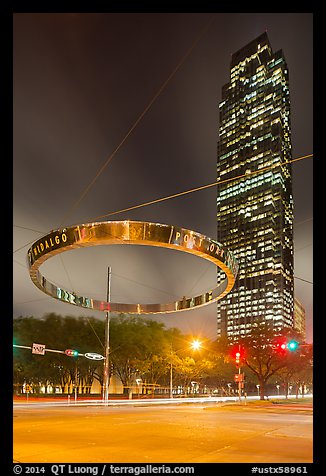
[102,266,111,405]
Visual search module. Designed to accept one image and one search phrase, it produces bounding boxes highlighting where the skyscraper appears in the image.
[216,32,294,340]
[293,297,306,341]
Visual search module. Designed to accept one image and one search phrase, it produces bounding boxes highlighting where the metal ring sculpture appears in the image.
[27,220,238,314]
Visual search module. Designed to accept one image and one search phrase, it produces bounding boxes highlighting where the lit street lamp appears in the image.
[191,340,202,351]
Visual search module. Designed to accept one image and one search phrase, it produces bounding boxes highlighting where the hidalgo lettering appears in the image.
[33,232,68,258]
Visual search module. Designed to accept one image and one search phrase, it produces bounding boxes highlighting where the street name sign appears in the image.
[32,343,46,355]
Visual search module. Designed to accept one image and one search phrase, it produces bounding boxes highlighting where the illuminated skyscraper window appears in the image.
[216,32,294,340]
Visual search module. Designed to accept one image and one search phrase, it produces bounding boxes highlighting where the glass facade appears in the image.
[294,297,306,341]
[216,33,294,340]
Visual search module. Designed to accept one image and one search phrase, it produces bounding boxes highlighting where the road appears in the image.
[13,400,313,463]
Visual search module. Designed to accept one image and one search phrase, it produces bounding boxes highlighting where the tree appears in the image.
[201,339,238,395]
[107,315,171,395]
[219,321,305,400]
[13,313,106,394]
[13,316,65,393]
[275,343,313,398]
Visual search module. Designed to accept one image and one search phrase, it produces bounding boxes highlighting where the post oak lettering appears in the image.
[173,230,224,258]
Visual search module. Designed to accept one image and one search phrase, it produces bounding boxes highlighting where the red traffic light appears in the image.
[273,337,287,354]
[65,349,79,357]
[230,345,245,364]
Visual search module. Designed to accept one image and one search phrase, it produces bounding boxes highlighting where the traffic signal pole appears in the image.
[102,266,111,405]
[237,345,241,402]
[238,362,241,402]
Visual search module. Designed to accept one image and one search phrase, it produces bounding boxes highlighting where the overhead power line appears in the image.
[91,153,313,221]
[294,276,313,285]
[13,153,313,254]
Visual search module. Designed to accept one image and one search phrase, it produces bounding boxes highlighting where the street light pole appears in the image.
[102,266,111,405]
[169,339,201,399]
[74,362,78,403]
[170,347,173,399]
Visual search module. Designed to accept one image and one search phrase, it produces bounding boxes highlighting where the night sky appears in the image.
[13,13,313,342]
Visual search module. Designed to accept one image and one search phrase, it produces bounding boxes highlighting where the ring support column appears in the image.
[102,266,111,405]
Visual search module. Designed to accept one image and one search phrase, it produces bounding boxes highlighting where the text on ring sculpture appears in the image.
[27,221,238,314]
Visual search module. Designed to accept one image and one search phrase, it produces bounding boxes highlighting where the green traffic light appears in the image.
[287,340,299,351]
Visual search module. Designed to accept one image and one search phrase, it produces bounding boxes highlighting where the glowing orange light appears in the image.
[191,340,202,351]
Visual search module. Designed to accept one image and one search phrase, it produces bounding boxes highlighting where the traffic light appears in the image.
[65,349,79,357]
[274,338,299,354]
[287,340,299,351]
[275,340,287,352]
[230,345,245,367]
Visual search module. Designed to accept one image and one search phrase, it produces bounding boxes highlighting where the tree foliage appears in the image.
[220,321,313,399]
[13,314,312,398]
